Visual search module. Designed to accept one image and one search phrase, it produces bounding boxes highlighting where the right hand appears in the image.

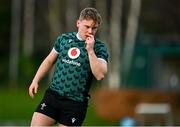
[29,81,39,98]
[85,34,95,52]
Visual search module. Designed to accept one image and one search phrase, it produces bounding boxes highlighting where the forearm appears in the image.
[85,34,107,80]
[88,50,107,80]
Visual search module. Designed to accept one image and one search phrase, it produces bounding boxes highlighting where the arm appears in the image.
[29,49,58,98]
[88,51,107,80]
[85,35,107,80]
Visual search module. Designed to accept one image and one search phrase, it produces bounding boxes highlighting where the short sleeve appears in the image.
[94,42,109,63]
[53,36,62,53]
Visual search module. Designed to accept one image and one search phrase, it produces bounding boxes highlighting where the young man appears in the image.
[29,7,109,126]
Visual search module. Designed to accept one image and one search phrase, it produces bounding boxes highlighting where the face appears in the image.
[76,19,98,40]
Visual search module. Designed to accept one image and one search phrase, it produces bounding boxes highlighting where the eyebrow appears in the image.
[84,24,98,29]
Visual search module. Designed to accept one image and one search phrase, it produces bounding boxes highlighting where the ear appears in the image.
[76,20,80,27]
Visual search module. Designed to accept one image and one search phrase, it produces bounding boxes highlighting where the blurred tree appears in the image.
[23,0,35,57]
[9,0,21,86]
[79,0,91,10]
[65,0,78,32]
[108,0,122,88]
[48,0,62,41]
[122,0,141,78]
[95,0,108,44]
[140,0,180,35]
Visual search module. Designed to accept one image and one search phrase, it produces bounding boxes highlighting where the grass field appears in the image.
[0,87,119,126]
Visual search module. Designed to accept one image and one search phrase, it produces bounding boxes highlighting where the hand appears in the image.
[85,34,95,53]
[29,81,39,98]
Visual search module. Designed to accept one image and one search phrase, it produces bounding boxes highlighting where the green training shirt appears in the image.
[49,32,109,102]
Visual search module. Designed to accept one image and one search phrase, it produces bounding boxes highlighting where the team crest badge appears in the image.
[68,47,80,59]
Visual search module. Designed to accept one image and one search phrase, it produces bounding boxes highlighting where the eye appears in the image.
[92,27,97,30]
[85,26,90,29]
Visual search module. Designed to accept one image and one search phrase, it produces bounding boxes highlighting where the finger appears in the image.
[85,34,93,39]
[85,34,89,39]
[29,89,34,98]
[31,93,34,98]
[86,33,93,37]
[35,85,38,94]
[29,87,35,98]
[86,37,91,41]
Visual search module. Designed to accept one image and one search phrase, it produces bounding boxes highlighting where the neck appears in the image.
[76,32,84,41]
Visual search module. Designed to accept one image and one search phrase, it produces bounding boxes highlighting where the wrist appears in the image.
[87,49,94,55]
[32,79,39,84]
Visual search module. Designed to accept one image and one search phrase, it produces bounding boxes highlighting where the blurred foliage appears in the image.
[0,88,41,121]
[0,0,180,87]
[0,88,119,126]
[19,55,38,87]
[140,0,180,34]
[0,0,180,125]
[0,0,11,48]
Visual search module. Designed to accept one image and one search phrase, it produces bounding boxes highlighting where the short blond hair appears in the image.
[79,7,102,25]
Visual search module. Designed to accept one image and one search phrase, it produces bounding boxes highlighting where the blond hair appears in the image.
[79,7,102,25]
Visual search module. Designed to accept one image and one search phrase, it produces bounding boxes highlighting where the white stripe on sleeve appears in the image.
[53,47,59,54]
[98,58,107,64]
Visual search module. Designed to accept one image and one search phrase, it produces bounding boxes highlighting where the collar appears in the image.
[76,33,84,41]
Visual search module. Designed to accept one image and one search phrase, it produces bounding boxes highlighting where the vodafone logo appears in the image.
[68,47,80,59]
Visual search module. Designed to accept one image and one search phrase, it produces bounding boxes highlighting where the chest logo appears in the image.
[68,47,80,59]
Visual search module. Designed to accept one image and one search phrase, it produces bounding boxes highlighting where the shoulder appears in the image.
[59,32,76,40]
[94,38,108,49]
[94,38,109,62]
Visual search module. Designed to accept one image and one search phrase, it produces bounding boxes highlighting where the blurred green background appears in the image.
[0,88,119,126]
[1,0,180,126]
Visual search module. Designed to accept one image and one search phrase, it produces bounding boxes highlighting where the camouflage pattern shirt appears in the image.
[49,32,109,102]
